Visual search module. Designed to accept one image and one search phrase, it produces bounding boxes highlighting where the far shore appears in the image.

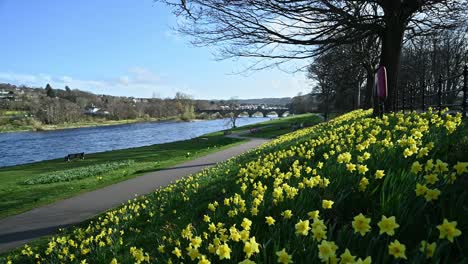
[0,116,208,134]
[0,115,274,134]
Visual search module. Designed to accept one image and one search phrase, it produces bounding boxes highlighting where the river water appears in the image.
[0,117,269,168]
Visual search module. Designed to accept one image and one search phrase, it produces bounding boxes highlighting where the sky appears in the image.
[0,0,313,99]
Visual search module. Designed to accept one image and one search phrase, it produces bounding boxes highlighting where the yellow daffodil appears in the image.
[339,249,355,264]
[352,213,371,236]
[355,256,372,264]
[216,243,231,260]
[411,161,423,174]
[424,188,441,202]
[241,218,252,231]
[377,215,399,236]
[359,177,369,192]
[388,240,407,259]
[424,174,439,185]
[420,240,436,258]
[322,200,334,209]
[243,237,260,258]
[453,162,468,175]
[295,219,310,236]
[172,247,182,258]
[346,163,356,172]
[281,210,293,219]
[265,216,275,226]
[357,164,369,175]
[415,183,427,196]
[374,170,385,179]
[276,248,293,264]
[307,210,320,220]
[198,255,211,264]
[437,219,462,243]
[317,240,338,262]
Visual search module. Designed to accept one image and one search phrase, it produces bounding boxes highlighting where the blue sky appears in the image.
[0,0,312,99]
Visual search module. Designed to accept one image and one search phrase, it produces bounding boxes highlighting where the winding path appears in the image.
[0,135,268,253]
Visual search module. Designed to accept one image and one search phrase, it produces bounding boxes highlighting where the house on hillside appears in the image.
[84,105,109,116]
[0,89,17,101]
[84,105,100,115]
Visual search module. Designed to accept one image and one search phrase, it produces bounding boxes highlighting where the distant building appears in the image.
[84,105,100,115]
[0,89,18,101]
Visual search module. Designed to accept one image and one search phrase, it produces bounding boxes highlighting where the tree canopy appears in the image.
[159,0,468,110]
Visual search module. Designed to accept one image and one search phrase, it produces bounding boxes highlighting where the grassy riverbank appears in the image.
[0,116,181,133]
[0,134,245,219]
[206,113,323,139]
[3,109,467,263]
[0,114,317,219]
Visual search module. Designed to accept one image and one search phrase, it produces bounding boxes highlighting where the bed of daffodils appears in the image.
[2,109,467,264]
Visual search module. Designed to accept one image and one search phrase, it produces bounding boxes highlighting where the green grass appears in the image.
[0,117,177,133]
[205,113,323,138]
[21,160,135,185]
[8,110,468,263]
[0,115,319,219]
[0,111,29,116]
[4,111,466,263]
[0,134,245,219]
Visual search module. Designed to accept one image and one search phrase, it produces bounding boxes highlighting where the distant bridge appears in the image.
[196,108,290,118]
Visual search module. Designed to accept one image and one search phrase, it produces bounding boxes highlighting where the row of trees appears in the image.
[306,27,468,114]
[1,84,197,125]
[158,0,468,113]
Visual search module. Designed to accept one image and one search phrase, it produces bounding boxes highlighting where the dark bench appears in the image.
[249,127,261,134]
[65,152,85,162]
[223,130,232,135]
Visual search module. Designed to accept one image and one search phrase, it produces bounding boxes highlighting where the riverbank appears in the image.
[0,114,319,219]
[0,133,246,219]
[3,110,467,262]
[207,113,323,138]
[0,116,182,133]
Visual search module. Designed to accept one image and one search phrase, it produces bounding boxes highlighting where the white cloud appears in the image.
[0,68,186,98]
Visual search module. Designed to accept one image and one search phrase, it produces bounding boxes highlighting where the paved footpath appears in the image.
[0,137,268,253]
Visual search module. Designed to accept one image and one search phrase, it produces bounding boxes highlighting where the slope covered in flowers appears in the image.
[2,109,467,264]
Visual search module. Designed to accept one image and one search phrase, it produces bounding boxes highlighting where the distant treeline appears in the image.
[0,83,220,125]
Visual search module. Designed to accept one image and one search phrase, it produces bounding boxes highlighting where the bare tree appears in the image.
[158,0,467,111]
[226,97,239,129]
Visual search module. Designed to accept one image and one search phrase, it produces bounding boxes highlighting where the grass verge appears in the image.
[0,117,179,133]
[0,134,245,219]
[3,110,467,263]
[205,113,323,139]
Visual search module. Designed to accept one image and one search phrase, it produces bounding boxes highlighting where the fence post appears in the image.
[463,65,467,118]
[421,81,425,111]
[438,74,443,115]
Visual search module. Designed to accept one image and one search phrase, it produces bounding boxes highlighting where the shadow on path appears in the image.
[0,223,77,244]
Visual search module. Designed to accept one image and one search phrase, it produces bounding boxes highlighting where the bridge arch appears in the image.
[238,111,250,117]
[251,111,264,117]
[265,111,279,117]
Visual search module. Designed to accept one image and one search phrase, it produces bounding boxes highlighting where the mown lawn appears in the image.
[206,113,323,139]
[0,115,317,219]
[0,134,245,219]
[2,109,467,263]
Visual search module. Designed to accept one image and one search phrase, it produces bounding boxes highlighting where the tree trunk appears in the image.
[379,17,406,113]
[364,67,375,109]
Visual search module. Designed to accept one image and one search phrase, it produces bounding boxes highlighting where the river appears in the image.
[0,117,270,168]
